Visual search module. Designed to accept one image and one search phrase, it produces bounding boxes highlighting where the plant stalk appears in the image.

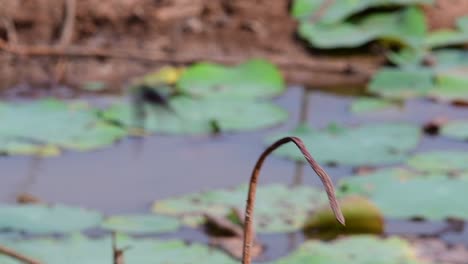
[241,137,345,264]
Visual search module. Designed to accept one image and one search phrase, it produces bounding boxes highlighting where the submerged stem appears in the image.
[241,137,345,264]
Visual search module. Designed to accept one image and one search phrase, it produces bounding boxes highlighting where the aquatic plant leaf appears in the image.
[339,168,468,220]
[408,151,468,173]
[350,98,397,113]
[101,97,287,135]
[152,184,330,233]
[0,204,102,234]
[267,123,420,166]
[426,16,468,48]
[297,7,427,49]
[101,214,181,234]
[368,68,434,99]
[304,196,384,239]
[0,235,237,264]
[274,235,423,264]
[177,59,284,99]
[441,120,468,140]
[0,99,125,156]
[291,0,433,23]
[429,73,468,103]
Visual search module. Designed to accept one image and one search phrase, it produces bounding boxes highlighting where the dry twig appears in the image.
[241,137,345,264]
[0,245,42,264]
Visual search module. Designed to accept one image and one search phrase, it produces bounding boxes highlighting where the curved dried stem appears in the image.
[241,137,345,264]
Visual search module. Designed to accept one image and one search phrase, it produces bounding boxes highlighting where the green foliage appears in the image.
[441,120,468,140]
[408,151,468,173]
[101,215,181,234]
[274,235,423,264]
[177,59,284,99]
[297,7,427,49]
[0,204,102,234]
[0,99,125,156]
[152,184,330,233]
[267,123,420,166]
[368,68,434,98]
[0,235,237,264]
[350,97,397,113]
[101,97,287,135]
[339,168,468,220]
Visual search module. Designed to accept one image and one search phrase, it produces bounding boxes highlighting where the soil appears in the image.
[0,0,467,95]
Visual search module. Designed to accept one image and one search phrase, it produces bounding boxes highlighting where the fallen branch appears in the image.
[0,39,376,76]
[241,137,345,264]
[0,245,42,264]
[57,0,76,47]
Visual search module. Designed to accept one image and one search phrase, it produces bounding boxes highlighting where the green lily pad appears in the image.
[0,204,102,234]
[350,98,397,113]
[0,235,237,264]
[177,59,284,99]
[0,99,125,156]
[101,97,287,135]
[291,0,433,23]
[297,7,426,49]
[441,120,468,140]
[275,235,423,264]
[101,214,181,234]
[152,184,330,233]
[368,68,434,99]
[267,123,420,166]
[339,168,468,220]
[429,74,468,102]
[426,16,468,48]
[304,196,384,239]
[407,151,468,173]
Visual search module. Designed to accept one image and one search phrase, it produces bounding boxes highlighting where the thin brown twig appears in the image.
[241,137,345,264]
[0,245,42,264]
[0,39,374,76]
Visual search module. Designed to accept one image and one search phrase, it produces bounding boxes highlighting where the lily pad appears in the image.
[429,74,468,102]
[152,184,330,233]
[407,151,468,173]
[101,214,181,234]
[368,68,434,99]
[426,16,468,48]
[291,0,433,23]
[0,204,102,234]
[441,120,468,140]
[304,196,384,239]
[267,123,420,166]
[350,98,397,113]
[177,59,284,99]
[101,97,287,135]
[339,168,468,220]
[0,99,125,156]
[274,235,423,264]
[0,235,237,264]
[297,7,427,49]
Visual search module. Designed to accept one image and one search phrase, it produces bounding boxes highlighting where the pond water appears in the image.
[0,86,467,261]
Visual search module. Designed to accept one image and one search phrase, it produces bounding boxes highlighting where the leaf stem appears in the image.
[241,137,345,264]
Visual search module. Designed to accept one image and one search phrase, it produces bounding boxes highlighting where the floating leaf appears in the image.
[368,68,434,99]
[426,16,468,48]
[430,72,468,103]
[350,98,397,113]
[267,123,420,166]
[304,196,384,239]
[0,235,237,264]
[339,168,468,220]
[177,59,284,99]
[101,214,181,234]
[408,151,468,173]
[441,120,468,140]
[274,235,423,264]
[298,7,427,49]
[0,99,125,156]
[101,97,287,135]
[152,184,330,233]
[291,0,433,23]
[0,204,102,234]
